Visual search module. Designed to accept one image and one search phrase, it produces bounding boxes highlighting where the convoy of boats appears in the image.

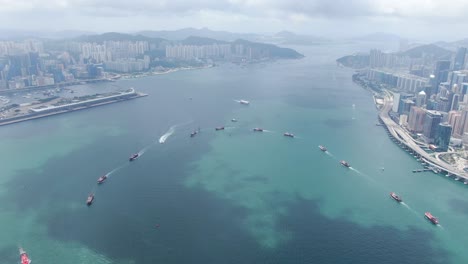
[318,145,440,226]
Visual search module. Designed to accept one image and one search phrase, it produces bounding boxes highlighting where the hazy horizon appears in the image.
[1,0,468,42]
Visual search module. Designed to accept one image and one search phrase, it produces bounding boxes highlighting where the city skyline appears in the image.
[1,0,468,41]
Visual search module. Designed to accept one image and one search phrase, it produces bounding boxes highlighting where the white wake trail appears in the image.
[158,121,193,144]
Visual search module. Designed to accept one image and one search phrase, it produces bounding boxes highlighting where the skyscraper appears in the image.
[416,90,426,107]
[435,123,452,151]
[455,108,468,137]
[434,60,451,91]
[453,47,467,71]
[408,106,426,133]
[423,110,443,143]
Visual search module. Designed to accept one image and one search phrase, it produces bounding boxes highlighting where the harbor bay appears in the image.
[0,43,468,264]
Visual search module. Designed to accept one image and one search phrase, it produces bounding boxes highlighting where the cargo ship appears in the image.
[97,175,108,184]
[86,194,95,206]
[425,212,439,225]
[340,160,351,168]
[253,128,264,132]
[129,153,139,161]
[318,145,327,152]
[283,132,294,138]
[19,247,31,264]
[390,192,402,203]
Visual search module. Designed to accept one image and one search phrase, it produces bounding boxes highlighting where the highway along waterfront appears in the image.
[378,90,468,182]
[0,43,468,263]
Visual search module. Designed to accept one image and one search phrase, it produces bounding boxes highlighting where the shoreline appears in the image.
[0,93,148,127]
[350,70,468,182]
[120,64,214,80]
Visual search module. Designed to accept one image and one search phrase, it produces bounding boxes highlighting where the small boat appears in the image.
[231,118,238,122]
[318,145,327,152]
[239,100,250,105]
[215,126,225,131]
[283,132,294,138]
[425,212,439,225]
[190,131,198,137]
[97,175,108,184]
[390,192,402,203]
[129,153,139,161]
[340,160,351,168]
[19,247,31,264]
[253,128,264,132]
[86,194,95,206]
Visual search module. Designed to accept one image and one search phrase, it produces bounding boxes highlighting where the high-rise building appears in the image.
[435,123,452,151]
[408,106,426,133]
[451,94,460,111]
[398,99,415,116]
[416,90,426,107]
[423,110,443,143]
[454,108,468,137]
[434,60,451,91]
[448,110,461,134]
[453,47,467,71]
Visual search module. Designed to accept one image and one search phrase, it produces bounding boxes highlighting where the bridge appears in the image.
[378,92,468,182]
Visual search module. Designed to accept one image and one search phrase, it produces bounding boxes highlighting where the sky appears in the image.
[0,0,467,41]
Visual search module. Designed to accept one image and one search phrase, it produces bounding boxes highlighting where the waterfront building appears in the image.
[408,106,426,133]
[454,108,468,137]
[416,90,426,107]
[435,122,452,151]
[392,93,401,113]
[423,110,443,143]
[399,114,408,126]
[448,110,461,135]
[398,99,415,116]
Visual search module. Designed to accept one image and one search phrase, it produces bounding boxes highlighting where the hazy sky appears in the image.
[0,0,467,41]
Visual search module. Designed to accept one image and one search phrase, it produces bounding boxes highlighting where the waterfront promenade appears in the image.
[378,92,468,181]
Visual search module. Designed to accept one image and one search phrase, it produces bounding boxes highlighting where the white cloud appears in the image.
[0,0,467,40]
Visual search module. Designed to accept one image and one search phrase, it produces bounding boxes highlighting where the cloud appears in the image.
[2,0,468,19]
[0,0,467,40]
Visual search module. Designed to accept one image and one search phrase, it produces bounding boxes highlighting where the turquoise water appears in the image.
[0,43,467,263]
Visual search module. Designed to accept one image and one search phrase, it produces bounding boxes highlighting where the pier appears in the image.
[378,91,468,183]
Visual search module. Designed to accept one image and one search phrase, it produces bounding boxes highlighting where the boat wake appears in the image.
[106,163,128,178]
[401,202,419,216]
[158,121,193,144]
[263,130,275,133]
[325,151,334,158]
[350,167,376,183]
[159,126,175,143]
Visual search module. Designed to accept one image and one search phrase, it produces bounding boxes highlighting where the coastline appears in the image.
[351,70,468,182]
[120,64,214,79]
[0,93,148,127]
